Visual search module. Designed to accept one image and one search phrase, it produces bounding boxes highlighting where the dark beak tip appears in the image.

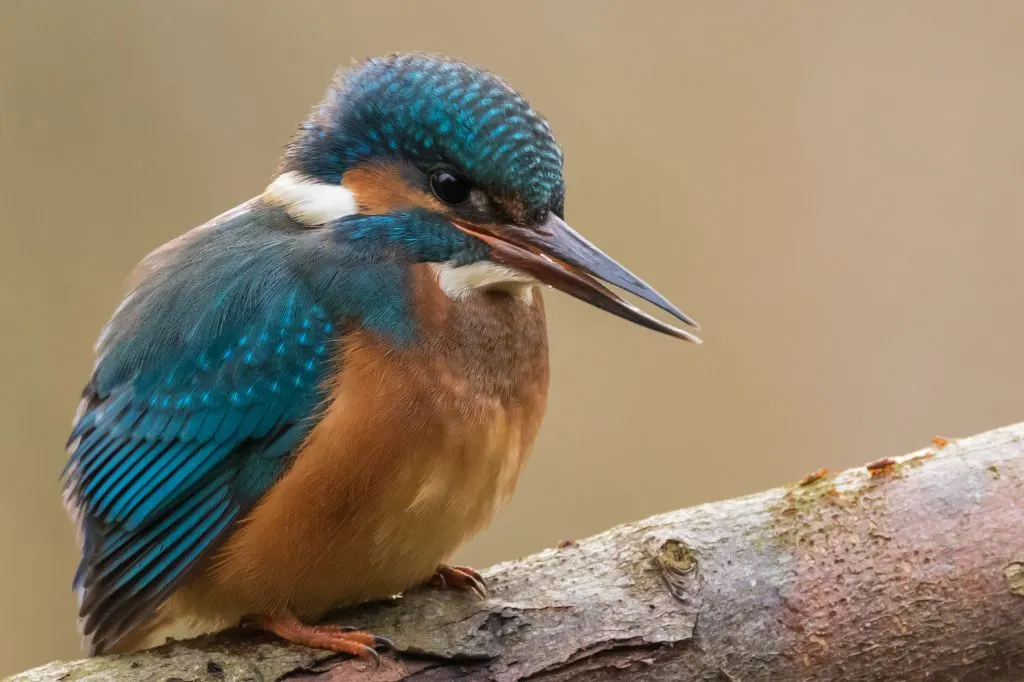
[675,312,700,330]
[662,301,700,330]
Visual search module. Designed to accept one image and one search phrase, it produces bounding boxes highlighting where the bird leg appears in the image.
[242,612,394,665]
[428,563,488,599]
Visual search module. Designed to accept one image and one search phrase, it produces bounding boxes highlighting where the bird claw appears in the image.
[373,634,397,651]
[428,564,488,599]
[242,612,394,666]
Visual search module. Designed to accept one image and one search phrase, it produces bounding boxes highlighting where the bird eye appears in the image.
[430,171,472,205]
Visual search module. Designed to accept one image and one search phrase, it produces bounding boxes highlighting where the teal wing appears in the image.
[63,205,339,653]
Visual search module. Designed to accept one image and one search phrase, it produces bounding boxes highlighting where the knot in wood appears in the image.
[1004,562,1024,596]
[655,538,698,602]
[658,539,696,574]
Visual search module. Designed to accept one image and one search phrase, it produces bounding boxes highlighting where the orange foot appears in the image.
[428,564,488,599]
[243,612,394,666]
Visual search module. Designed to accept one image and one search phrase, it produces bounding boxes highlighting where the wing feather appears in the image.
[63,204,338,653]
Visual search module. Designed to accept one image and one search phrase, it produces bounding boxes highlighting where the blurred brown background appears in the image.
[2,0,1023,675]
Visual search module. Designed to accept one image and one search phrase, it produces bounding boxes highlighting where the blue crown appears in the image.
[284,53,565,218]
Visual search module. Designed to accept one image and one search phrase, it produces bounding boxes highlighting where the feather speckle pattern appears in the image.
[64,204,342,653]
[284,53,565,220]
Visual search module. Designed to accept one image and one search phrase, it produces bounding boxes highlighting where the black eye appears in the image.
[430,170,472,205]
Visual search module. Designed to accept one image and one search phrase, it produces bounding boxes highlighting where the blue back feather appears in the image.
[64,201,420,652]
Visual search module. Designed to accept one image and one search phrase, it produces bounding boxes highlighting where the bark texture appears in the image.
[11,423,1024,682]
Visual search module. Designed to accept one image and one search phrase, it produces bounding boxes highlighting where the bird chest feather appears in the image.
[183,266,549,622]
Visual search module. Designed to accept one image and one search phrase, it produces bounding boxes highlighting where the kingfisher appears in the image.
[62,52,700,663]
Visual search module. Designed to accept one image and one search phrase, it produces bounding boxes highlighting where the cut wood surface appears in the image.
[11,423,1024,681]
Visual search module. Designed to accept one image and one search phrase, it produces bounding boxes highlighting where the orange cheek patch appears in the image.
[342,163,447,215]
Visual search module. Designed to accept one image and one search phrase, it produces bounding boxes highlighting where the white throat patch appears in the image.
[264,173,536,302]
[263,171,358,225]
[432,262,537,303]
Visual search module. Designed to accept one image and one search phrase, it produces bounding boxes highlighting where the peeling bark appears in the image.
[11,423,1024,681]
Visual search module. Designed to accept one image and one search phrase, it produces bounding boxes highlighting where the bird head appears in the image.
[266,52,699,342]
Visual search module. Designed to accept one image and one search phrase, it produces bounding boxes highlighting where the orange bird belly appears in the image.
[148,276,549,642]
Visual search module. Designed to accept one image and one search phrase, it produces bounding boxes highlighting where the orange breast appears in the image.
[167,266,549,628]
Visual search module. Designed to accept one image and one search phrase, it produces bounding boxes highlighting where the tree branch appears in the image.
[12,423,1024,681]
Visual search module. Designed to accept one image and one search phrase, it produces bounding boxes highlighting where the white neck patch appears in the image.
[263,171,358,225]
[264,172,536,302]
[432,261,537,303]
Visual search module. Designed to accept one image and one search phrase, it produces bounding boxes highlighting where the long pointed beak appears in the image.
[452,214,701,343]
